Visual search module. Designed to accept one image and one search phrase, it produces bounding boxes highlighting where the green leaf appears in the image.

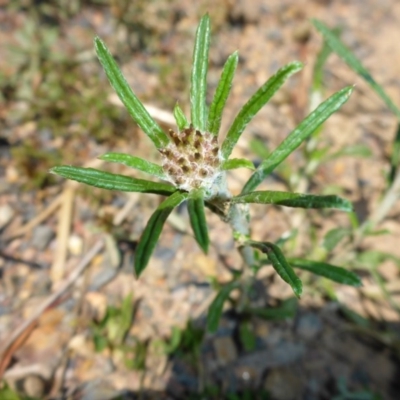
[249,138,270,159]
[329,144,372,159]
[242,86,353,193]
[208,51,239,136]
[322,227,352,251]
[173,103,189,131]
[389,122,400,185]
[339,305,370,328]
[312,27,341,91]
[248,298,297,320]
[221,158,255,171]
[312,19,400,120]
[94,37,169,149]
[51,165,176,195]
[207,281,239,332]
[288,258,362,287]
[187,190,209,253]
[220,61,303,160]
[190,14,210,131]
[239,321,256,351]
[233,190,353,212]
[99,152,166,179]
[355,250,400,270]
[247,241,302,298]
[135,191,189,276]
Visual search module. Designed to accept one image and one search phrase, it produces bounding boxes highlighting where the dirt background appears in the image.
[1,0,400,399]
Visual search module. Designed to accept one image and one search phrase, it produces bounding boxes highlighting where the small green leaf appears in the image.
[389,122,400,185]
[173,103,189,131]
[207,281,239,332]
[322,227,352,251]
[242,86,353,193]
[249,138,270,159]
[99,152,166,179]
[312,19,400,120]
[329,144,372,159]
[239,321,256,351]
[233,190,353,212]
[190,14,210,131]
[135,191,189,277]
[312,27,340,91]
[247,241,302,298]
[288,258,362,287]
[208,51,239,136]
[248,298,297,320]
[94,37,169,149]
[187,190,209,253]
[51,165,176,195]
[221,158,255,171]
[221,61,303,160]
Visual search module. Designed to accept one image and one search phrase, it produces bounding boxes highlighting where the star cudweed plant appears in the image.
[51,15,361,332]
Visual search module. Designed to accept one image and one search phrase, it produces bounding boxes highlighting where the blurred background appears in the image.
[1,0,400,399]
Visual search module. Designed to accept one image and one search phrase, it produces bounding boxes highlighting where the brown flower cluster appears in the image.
[159,125,221,191]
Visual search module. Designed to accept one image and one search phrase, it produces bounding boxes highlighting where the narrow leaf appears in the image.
[242,86,353,193]
[207,281,239,332]
[51,165,175,195]
[94,37,169,149]
[233,190,353,212]
[99,152,166,179]
[173,103,189,131]
[221,158,255,171]
[208,51,239,136]
[389,122,400,185]
[312,19,400,120]
[322,227,352,251]
[248,298,297,320]
[187,190,209,253]
[220,61,303,160]
[135,191,188,276]
[329,144,372,159]
[247,241,302,298]
[312,27,340,91]
[289,258,362,287]
[190,14,210,131]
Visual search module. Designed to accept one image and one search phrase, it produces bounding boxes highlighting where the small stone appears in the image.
[0,204,14,229]
[31,225,54,250]
[264,368,303,400]
[23,375,46,398]
[68,234,83,256]
[292,21,311,43]
[213,336,238,366]
[296,312,323,340]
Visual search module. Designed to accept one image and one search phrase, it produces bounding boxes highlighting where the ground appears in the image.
[0,1,400,399]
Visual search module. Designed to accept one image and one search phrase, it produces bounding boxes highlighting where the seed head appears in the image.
[159,125,222,193]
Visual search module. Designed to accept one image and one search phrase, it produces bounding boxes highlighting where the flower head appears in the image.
[159,125,222,192]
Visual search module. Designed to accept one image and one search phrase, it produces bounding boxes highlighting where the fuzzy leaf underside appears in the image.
[51,165,175,195]
[220,61,303,160]
[233,190,352,212]
[135,191,189,276]
[247,241,302,298]
[242,86,353,194]
[99,152,166,179]
[94,37,169,149]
